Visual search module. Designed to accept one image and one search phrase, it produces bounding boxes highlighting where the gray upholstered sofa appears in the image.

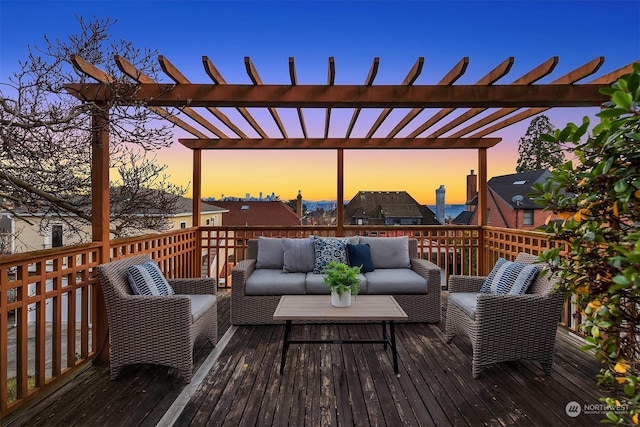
[231,236,441,325]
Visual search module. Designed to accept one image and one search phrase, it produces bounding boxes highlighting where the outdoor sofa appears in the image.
[231,236,441,325]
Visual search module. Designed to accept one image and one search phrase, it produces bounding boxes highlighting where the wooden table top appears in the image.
[273,295,408,321]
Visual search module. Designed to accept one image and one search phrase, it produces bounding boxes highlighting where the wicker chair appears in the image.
[445,253,564,378]
[97,254,217,382]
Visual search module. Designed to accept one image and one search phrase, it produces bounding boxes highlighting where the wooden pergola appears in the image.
[67,55,635,354]
[67,54,635,243]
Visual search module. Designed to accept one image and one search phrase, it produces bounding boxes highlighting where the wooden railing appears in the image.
[1,225,581,418]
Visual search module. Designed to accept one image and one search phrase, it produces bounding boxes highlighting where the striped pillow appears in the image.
[481,259,539,295]
[127,261,175,296]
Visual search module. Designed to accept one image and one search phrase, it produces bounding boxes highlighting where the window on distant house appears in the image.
[487,208,491,224]
[52,224,63,247]
[180,221,187,229]
[206,218,210,225]
[523,210,534,226]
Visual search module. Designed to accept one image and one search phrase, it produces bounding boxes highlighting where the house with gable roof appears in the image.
[344,191,440,226]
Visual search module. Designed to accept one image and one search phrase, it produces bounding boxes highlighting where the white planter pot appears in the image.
[331,291,351,307]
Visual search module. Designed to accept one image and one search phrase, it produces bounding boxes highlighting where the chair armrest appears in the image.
[170,278,217,295]
[448,275,486,293]
[231,259,256,296]
[108,295,192,332]
[410,258,441,290]
[475,293,565,327]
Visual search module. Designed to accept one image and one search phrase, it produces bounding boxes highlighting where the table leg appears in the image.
[280,320,292,375]
[382,321,388,350]
[390,321,399,374]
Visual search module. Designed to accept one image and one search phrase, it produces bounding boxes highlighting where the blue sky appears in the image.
[1,0,639,203]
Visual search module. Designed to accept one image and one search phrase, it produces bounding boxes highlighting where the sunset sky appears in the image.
[1,1,639,204]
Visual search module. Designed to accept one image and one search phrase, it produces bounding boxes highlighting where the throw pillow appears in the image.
[313,236,349,273]
[482,259,539,295]
[127,260,175,296]
[480,258,508,293]
[359,236,410,269]
[256,236,285,269]
[283,237,315,273]
[346,243,374,272]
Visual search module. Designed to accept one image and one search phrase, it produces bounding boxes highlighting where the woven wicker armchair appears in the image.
[97,254,218,382]
[445,253,564,378]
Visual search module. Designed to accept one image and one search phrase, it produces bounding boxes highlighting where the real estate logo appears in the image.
[565,401,581,417]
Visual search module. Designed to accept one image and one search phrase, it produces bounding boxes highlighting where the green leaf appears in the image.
[612,91,633,109]
[597,108,630,118]
[614,180,628,193]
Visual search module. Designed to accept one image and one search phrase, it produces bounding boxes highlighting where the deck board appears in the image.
[9,290,606,426]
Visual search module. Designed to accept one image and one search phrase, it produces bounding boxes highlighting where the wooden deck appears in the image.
[7,291,605,426]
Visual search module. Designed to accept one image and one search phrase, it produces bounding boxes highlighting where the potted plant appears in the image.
[323,260,361,307]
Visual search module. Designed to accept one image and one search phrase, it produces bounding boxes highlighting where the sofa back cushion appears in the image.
[283,237,315,272]
[359,236,410,269]
[256,236,285,269]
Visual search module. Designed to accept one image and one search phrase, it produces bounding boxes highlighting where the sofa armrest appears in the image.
[448,275,486,293]
[169,278,217,295]
[231,259,257,296]
[410,258,441,291]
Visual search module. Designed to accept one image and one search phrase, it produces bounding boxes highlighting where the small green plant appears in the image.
[322,261,361,297]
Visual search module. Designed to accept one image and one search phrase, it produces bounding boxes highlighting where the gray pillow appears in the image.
[359,236,410,269]
[256,236,284,269]
[283,237,315,273]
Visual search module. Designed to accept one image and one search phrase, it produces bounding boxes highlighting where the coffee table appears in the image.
[273,295,408,374]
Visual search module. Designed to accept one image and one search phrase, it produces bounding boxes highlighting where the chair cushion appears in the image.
[283,237,315,273]
[346,243,374,273]
[256,237,285,269]
[186,294,217,323]
[127,261,175,296]
[312,236,350,273]
[364,268,427,294]
[481,259,539,294]
[245,269,306,295]
[305,272,368,294]
[359,236,410,269]
[448,292,479,319]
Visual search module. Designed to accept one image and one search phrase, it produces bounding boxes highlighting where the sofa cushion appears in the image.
[449,292,479,319]
[305,272,368,294]
[312,236,350,273]
[256,236,285,269]
[481,259,539,294]
[347,243,374,273]
[127,261,175,296]
[245,269,306,295]
[359,236,410,269]
[283,237,315,273]
[364,268,427,294]
[186,294,217,322]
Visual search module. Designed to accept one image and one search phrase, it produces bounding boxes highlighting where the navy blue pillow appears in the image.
[347,243,374,273]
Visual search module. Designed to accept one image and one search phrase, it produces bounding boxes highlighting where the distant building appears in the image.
[0,197,225,254]
[204,200,301,226]
[343,191,439,226]
[452,169,554,229]
[435,185,446,224]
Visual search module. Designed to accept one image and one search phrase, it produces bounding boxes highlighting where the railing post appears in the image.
[336,148,344,236]
[91,104,110,365]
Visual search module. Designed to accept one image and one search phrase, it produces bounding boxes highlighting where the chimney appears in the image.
[466,170,477,210]
[296,190,303,217]
[435,185,446,224]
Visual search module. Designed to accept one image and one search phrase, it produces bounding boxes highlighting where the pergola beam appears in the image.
[178,137,501,150]
[346,57,379,137]
[288,57,308,138]
[245,57,288,138]
[66,83,610,108]
[325,57,335,138]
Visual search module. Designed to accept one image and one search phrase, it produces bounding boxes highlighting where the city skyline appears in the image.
[1,1,638,204]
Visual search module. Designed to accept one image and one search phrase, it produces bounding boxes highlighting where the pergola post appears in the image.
[477,148,488,275]
[91,104,110,365]
[193,148,202,276]
[336,149,344,236]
